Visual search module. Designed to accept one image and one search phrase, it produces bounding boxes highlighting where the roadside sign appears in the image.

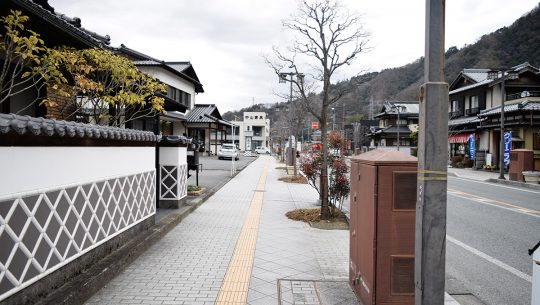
[469,134,475,160]
[504,131,512,166]
[311,121,319,129]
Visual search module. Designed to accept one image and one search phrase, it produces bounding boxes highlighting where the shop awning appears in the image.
[448,134,470,144]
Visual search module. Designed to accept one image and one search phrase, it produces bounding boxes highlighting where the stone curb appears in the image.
[487,178,540,190]
[37,159,256,305]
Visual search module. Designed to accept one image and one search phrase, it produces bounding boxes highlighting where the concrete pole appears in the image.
[397,107,401,151]
[416,1,448,305]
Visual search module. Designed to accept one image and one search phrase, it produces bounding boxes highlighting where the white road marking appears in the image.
[448,192,540,218]
[449,176,540,195]
[446,235,532,283]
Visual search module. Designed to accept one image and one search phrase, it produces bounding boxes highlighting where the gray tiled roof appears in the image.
[133,60,204,93]
[462,69,490,82]
[167,62,191,74]
[449,79,491,95]
[160,135,191,145]
[186,105,219,123]
[478,100,540,117]
[448,116,483,127]
[375,101,419,118]
[12,0,110,47]
[0,113,158,141]
[368,125,411,135]
[133,60,161,66]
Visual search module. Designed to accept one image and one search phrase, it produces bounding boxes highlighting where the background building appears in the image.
[229,112,270,152]
[448,62,540,169]
[367,101,419,154]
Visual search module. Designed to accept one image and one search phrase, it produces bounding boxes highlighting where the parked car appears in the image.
[218,143,239,160]
[255,146,271,154]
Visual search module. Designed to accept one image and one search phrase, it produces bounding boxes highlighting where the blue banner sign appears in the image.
[469,134,475,160]
[503,131,512,166]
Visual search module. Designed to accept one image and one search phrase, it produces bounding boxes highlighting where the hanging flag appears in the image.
[469,134,475,160]
[503,131,512,166]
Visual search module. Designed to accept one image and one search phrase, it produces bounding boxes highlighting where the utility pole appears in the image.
[416,1,448,305]
[489,70,517,179]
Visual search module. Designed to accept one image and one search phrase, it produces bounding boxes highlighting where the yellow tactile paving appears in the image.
[215,160,269,305]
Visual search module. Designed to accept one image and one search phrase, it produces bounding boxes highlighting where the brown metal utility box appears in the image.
[509,149,534,181]
[349,149,417,305]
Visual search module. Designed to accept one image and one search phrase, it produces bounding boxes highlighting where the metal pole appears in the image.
[397,107,401,151]
[353,122,359,150]
[231,123,236,177]
[416,1,448,304]
[290,74,297,175]
[308,122,310,143]
[332,108,335,130]
[499,78,506,179]
[342,104,345,137]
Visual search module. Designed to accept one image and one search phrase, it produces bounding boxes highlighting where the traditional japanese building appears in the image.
[448,62,540,169]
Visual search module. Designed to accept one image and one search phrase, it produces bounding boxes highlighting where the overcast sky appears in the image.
[49,0,539,113]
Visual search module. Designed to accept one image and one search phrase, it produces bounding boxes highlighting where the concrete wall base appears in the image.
[159,197,186,209]
[1,216,155,305]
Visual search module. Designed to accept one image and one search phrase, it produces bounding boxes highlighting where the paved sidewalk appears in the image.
[85,156,459,305]
[448,167,540,191]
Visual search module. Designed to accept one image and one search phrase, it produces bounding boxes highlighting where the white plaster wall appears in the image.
[159,147,187,165]
[479,130,490,151]
[234,114,271,150]
[0,147,155,198]
[243,112,267,123]
[492,85,503,107]
[173,121,187,136]
[138,66,196,108]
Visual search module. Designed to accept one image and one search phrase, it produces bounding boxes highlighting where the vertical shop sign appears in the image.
[503,131,512,166]
[469,134,475,160]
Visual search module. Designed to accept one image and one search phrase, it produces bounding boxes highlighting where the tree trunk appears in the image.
[320,121,330,219]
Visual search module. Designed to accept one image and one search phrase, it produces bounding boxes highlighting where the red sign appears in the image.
[448,134,470,144]
[311,121,319,129]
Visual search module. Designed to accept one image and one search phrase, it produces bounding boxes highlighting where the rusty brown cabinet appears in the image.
[349,150,417,305]
[509,149,534,181]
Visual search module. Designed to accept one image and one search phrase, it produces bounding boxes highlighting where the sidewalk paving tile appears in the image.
[85,156,462,305]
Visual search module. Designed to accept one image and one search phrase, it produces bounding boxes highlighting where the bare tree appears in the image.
[267,0,369,219]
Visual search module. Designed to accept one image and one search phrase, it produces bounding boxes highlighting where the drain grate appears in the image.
[277,279,360,305]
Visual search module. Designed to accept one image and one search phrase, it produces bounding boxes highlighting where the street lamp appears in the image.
[487,69,518,180]
[390,103,406,151]
[352,122,361,151]
[279,71,304,175]
[331,107,335,130]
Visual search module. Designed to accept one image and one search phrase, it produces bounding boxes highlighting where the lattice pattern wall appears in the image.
[160,164,187,200]
[0,171,155,301]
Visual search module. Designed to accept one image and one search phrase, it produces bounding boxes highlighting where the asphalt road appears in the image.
[446,176,540,305]
[186,154,258,190]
